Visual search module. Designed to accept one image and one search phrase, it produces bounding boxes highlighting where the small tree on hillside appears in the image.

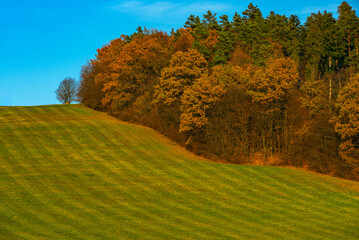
[55,77,78,104]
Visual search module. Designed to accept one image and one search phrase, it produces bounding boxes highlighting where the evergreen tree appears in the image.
[240,3,266,65]
[287,15,302,62]
[337,1,359,69]
[265,12,290,55]
[242,3,263,20]
[213,15,235,65]
[202,10,219,30]
[232,12,243,43]
[184,15,201,29]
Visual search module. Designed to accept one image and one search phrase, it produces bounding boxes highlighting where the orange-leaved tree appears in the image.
[154,49,207,105]
[231,57,299,158]
[180,66,226,133]
[244,57,299,112]
[332,74,359,157]
[174,28,195,52]
[94,31,173,111]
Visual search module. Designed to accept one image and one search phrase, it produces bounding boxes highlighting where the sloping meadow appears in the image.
[0,105,358,239]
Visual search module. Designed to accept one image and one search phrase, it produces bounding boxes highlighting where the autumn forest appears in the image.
[77,2,359,180]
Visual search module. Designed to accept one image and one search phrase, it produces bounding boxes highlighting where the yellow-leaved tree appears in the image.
[174,28,195,52]
[180,66,226,133]
[244,57,299,112]
[231,57,299,159]
[332,74,359,172]
[154,49,207,105]
[94,31,173,111]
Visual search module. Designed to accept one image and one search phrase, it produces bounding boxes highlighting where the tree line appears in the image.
[77,2,359,180]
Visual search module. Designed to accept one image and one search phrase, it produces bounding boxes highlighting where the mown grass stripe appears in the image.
[59,108,264,239]
[10,106,148,239]
[93,122,316,238]
[0,105,346,240]
[45,106,210,239]
[57,110,242,238]
[46,107,196,239]
[78,115,348,239]
[25,106,149,239]
[0,107,111,239]
[1,105,358,239]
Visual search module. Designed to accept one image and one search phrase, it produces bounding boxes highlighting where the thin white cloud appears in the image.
[109,1,233,21]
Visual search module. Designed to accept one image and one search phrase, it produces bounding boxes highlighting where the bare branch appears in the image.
[55,77,79,104]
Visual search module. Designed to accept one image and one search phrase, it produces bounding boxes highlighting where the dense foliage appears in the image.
[78,2,359,180]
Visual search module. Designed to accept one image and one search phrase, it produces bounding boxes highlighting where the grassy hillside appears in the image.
[0,104,358,239]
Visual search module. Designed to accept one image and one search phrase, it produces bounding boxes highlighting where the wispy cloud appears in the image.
[109,1,234,21]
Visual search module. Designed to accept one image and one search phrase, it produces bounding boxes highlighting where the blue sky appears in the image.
[1,0,358,106]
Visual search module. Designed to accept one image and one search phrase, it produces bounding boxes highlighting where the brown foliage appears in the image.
[78,12,359,180]
[154,49,207,105]
[94,31,173,111]
[180,67,226,133]
[174,28,195,52]
[78,61,104,110]
[204,29,219,49]
[230,45,252,68]
[238,57,299,112]
[332,74,359,174]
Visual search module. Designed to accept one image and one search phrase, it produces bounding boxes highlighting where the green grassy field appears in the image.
[0,104,358,239]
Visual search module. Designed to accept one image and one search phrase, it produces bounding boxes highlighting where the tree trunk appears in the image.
[356,34,358,56]
[348,30,351,57]
[329,56,332,69]
[329,75,332,106]
[336,60,342,89]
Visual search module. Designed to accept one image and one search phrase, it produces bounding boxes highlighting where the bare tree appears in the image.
[55,77,78,104]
